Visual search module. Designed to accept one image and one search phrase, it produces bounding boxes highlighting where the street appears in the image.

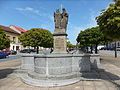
[0,54,21,62]
[99,50,120,56]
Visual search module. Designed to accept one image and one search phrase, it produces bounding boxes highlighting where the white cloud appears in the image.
[16,7,40,15]
[15,8,24,11]
[15,7,52,21]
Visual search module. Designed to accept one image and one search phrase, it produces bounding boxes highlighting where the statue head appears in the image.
[62,8,66,13]
[56,9,60,13]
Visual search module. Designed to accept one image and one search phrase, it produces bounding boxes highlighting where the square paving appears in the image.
[0,58,119,90]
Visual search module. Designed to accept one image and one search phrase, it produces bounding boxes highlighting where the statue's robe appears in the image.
[54,12,62,29]
[61,13,68,30]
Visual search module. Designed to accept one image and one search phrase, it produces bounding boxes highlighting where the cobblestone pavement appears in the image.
[99,50,120,68]
[0,56,119,90]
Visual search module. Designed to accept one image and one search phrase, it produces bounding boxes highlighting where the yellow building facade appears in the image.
[0,25,26,51]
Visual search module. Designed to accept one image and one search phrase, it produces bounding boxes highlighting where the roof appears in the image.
[0,25,20,34]
[10,25,27,33]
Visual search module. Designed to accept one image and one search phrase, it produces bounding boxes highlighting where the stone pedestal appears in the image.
[53,28,67,53]
[53,33,67,53]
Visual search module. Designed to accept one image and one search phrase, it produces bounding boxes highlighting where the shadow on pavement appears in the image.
[79,55,120,89]
[0,68,15,79]
[81,69,120,89]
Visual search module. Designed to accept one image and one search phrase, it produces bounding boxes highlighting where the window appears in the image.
[13,37,16,43]
[18,39,20,43]
[13,46,15,50]
[118,42,120,47]
[16,46,19,50]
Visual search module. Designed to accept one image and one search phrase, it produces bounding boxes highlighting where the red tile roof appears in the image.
[11,25,27,33]
[0,25,20,34]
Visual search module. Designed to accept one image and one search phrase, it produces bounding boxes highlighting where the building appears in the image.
[0,25,27,51]
[107,41,120,48]
[9,25,27,34]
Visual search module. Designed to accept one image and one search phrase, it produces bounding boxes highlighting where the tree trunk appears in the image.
[86,47,88,53]
[95,44,98,54]
[115,41,117,58]
[90,46,93,54]
[36,46,39,54]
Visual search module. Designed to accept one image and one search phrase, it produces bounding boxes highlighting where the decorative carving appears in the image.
[54,8,68,31]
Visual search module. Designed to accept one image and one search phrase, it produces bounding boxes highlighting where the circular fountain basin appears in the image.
[19,53,100,87]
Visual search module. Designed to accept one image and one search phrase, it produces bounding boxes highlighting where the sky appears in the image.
[0,0,112,44]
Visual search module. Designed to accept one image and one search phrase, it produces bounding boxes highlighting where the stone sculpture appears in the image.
[54,8,68,31]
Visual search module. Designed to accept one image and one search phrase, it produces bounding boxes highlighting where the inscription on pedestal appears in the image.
[54,38,65,51]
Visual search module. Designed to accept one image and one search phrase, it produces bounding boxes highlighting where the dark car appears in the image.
[0,52,8,59]
[10,50,17,55]
[20,49,36,53]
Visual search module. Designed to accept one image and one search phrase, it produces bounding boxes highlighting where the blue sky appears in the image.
[0,0,112,44]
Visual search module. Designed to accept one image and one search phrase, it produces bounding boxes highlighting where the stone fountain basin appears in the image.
[21,53,100,75]
[18,53,101,86]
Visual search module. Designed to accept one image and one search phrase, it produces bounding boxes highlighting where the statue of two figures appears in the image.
[54,8,68,32]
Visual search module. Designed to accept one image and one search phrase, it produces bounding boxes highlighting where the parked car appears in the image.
[20,49,36,53]
[2,51,10,56]
[10,50,17,55]
[0,52,8,59]
[100,47,114,50]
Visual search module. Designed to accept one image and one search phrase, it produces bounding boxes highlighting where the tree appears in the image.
[0,27,10,50]
[76,30,91,52]
[67,41,75,51]
[96,0,120,57]
[77,26,109,54]
[19,28,53,54]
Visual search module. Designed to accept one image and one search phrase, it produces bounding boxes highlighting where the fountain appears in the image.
[17,8,101,87]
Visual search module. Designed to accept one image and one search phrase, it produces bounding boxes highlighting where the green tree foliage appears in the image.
[96,0,120,40]
[0,27,10,50]
[76,26,109,53]
[96,0,120,57]
[19,28,53,53]
[67,41,75,50]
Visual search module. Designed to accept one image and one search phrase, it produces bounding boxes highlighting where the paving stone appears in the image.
[103,80,116,87]
[0,86,6,90]
[14,87,25,90]
[83,81,94,86]
[108,87,117,90]
[39,87,49,90]
[83,86,95,90]
[24,87,33,90]
[0,56,119,90]
[94,81,105,86]
[73,81,83,86]
[72,86,83,90]
[12,81,24,87]
[114,80,120,85]
[95,86,108,90]
[0,78,13,86]
[60,85,73,90]
[48,87,60,90]
[19,82,33,88]
[32,86,41,90]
